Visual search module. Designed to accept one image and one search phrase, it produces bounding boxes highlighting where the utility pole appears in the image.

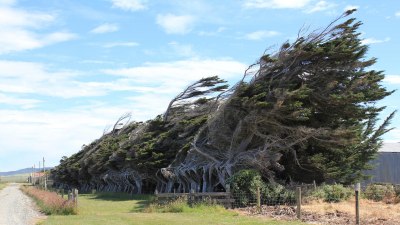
[31,166,34,185]
[39,161,41,187]
[33,164,36,186]
[43,157,47,190]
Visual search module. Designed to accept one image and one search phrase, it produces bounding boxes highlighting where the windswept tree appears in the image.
[158,9,395,192]
[163,76,228,122]
[51,10,395,194]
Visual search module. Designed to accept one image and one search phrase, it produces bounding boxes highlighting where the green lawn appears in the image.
[39,192,305,225]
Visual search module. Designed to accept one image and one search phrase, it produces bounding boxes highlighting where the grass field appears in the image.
[0,183,7,190]
[0,173,29,183]
[38,192,305,225]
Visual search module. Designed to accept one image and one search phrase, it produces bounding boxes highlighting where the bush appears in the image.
[226,169,295,206]
[226,169,264,205]
[309,184,353,202]
[263,183,295,204]
[21,186,76,215]
[364,184,395,203]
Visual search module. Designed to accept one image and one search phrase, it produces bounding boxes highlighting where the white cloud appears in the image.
[384,129,400,143]
[198,27,226,36]
[0,6,76,54]
[243,0,311,9]
[0,93,41,109]
[0,60,108,98]
[110,0,147,11]
[361,37,391,45]
[0,108,124,168]
[156,14,195,34]
[0,7,54,28]
[168,42,196,57]
[344,5,359,11]
[90,23,119,34]
[103,42,139,48]
[384,75,400,84]
[103,59,246,87]
[0,0,15,5]
[396,11,400,17]
[0,59,247,100]
[43,31,77,44]
[244,30,280,40]
[305,1,335,13]
[102,59,248,108]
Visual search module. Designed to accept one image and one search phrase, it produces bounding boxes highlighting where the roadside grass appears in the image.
[38,192,305,225]
[21,186,76,215]
[0,183,7,190]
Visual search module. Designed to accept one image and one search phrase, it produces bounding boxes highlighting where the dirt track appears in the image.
[0,183,45,225]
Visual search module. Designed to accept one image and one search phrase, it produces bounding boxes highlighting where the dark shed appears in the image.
[363,143,400,184]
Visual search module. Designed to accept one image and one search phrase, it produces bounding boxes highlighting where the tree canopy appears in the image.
[51,10,394,193]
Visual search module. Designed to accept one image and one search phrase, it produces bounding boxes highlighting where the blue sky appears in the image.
[0,0,399,172]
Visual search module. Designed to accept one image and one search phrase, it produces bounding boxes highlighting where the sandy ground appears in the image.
[0,183,45,225]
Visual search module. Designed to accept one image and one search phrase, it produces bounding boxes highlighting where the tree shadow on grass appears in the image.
[130,199,152,212]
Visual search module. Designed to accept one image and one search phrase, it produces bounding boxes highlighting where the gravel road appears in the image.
[0,183,45,225]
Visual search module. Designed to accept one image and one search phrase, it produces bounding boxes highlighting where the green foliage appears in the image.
[364,183,396,202]
[227,170,263,191]
[309,184,353,202]
[227,170,295,205]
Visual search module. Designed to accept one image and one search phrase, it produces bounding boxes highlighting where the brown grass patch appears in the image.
[303,198,400,221]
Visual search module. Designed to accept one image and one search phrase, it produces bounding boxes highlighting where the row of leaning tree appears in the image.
[51,10,395,194]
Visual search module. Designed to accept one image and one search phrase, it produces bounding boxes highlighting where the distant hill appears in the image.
[0,167,53,176]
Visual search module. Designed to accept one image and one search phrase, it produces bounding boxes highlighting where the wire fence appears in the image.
[231,191,297,208]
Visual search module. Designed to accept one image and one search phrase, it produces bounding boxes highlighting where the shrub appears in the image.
[263,183,295,204]
[226,169,295,206]
[364,184,395,203]
[226,169,264,206]
[21,186,77,215]
[309,184,353,202]
[393,185,400,197]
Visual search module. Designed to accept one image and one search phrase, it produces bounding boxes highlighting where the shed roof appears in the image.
[379,142,400,153]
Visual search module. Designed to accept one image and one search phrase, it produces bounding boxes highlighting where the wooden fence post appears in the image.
[355,183,360,225]
[68,190,72,201]
[256,186,261,214]
[296,187,301,220]
[73,188,79,206]
[190,189,195,206]
[226,184,232,209]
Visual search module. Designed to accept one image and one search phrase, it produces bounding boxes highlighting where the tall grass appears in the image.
[21,186,77,215]
[143,197,236,216]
